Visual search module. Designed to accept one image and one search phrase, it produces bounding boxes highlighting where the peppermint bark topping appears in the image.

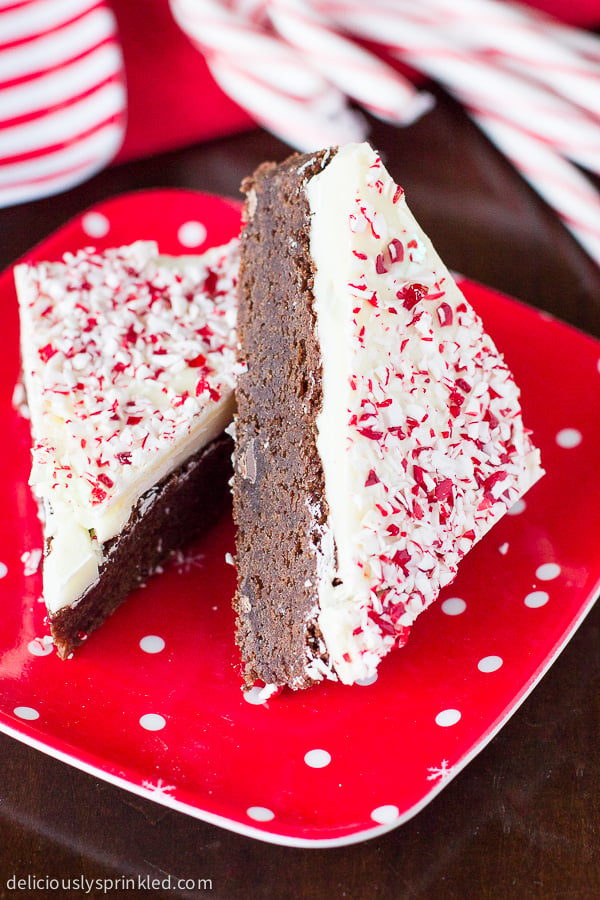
[307,143,542,685]
[342,154,539,646]
[20,240,238,516]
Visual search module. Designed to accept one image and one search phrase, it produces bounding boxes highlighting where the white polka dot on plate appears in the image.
[0,561,7,578]
[139,635,165,654]
[304,749,331,768]
[507,498,526,516]
[441,597,466,616]
[555,428,582,449]
[81,211,110,238]
[139,713,166,731]
[478,655,503,673]
[536,563,561,581]
[525,590,549,608]
[247,806,275,822]
[14,706,39,721]
[178,220,207,248]
[435,708,461,727]
[371,805,400,825]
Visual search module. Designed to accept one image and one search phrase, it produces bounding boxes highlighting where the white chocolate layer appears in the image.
[306,143,543,685]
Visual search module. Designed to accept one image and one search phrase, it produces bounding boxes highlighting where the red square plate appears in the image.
[0,189,598,846]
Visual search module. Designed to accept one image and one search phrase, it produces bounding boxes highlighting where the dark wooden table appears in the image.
[1,91,599,900]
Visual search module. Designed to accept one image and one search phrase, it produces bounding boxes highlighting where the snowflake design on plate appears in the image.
[426,759,454,782]
[141,778,176,797]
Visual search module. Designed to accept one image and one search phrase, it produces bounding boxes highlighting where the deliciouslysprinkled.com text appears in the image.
[4,874,213,894]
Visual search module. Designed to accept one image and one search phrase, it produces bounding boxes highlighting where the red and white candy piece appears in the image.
[551,19,600,65]
[265,0,434,125]
[477,115,600,265]
[393,0,600,127]
[170,0,600,265]
[0,0,126,208]
[317,2,600,175]
[170,0,431,151]
[316,0,600,264]
[171,0,366,150]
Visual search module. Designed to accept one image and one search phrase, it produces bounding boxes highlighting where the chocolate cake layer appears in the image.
[51,433,233,658]
[232,151,334,689]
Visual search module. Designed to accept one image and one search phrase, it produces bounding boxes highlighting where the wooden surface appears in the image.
[1,89,599,899]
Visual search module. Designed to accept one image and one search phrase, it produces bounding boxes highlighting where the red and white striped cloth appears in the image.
[0,0,126,208]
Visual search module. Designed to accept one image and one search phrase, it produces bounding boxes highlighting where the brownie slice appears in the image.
[51,433,233,659]
[15,240,239,657]
[232,151,335,689]
[232,142,543,692]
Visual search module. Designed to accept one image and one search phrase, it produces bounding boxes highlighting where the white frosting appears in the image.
[306,143,543,685]
[16,240,239,613]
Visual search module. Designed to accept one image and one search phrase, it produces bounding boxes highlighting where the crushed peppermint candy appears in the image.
[308,143,543,684]
[17,240,239,517]
[346,155,541,633]
[21,548,43,576]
